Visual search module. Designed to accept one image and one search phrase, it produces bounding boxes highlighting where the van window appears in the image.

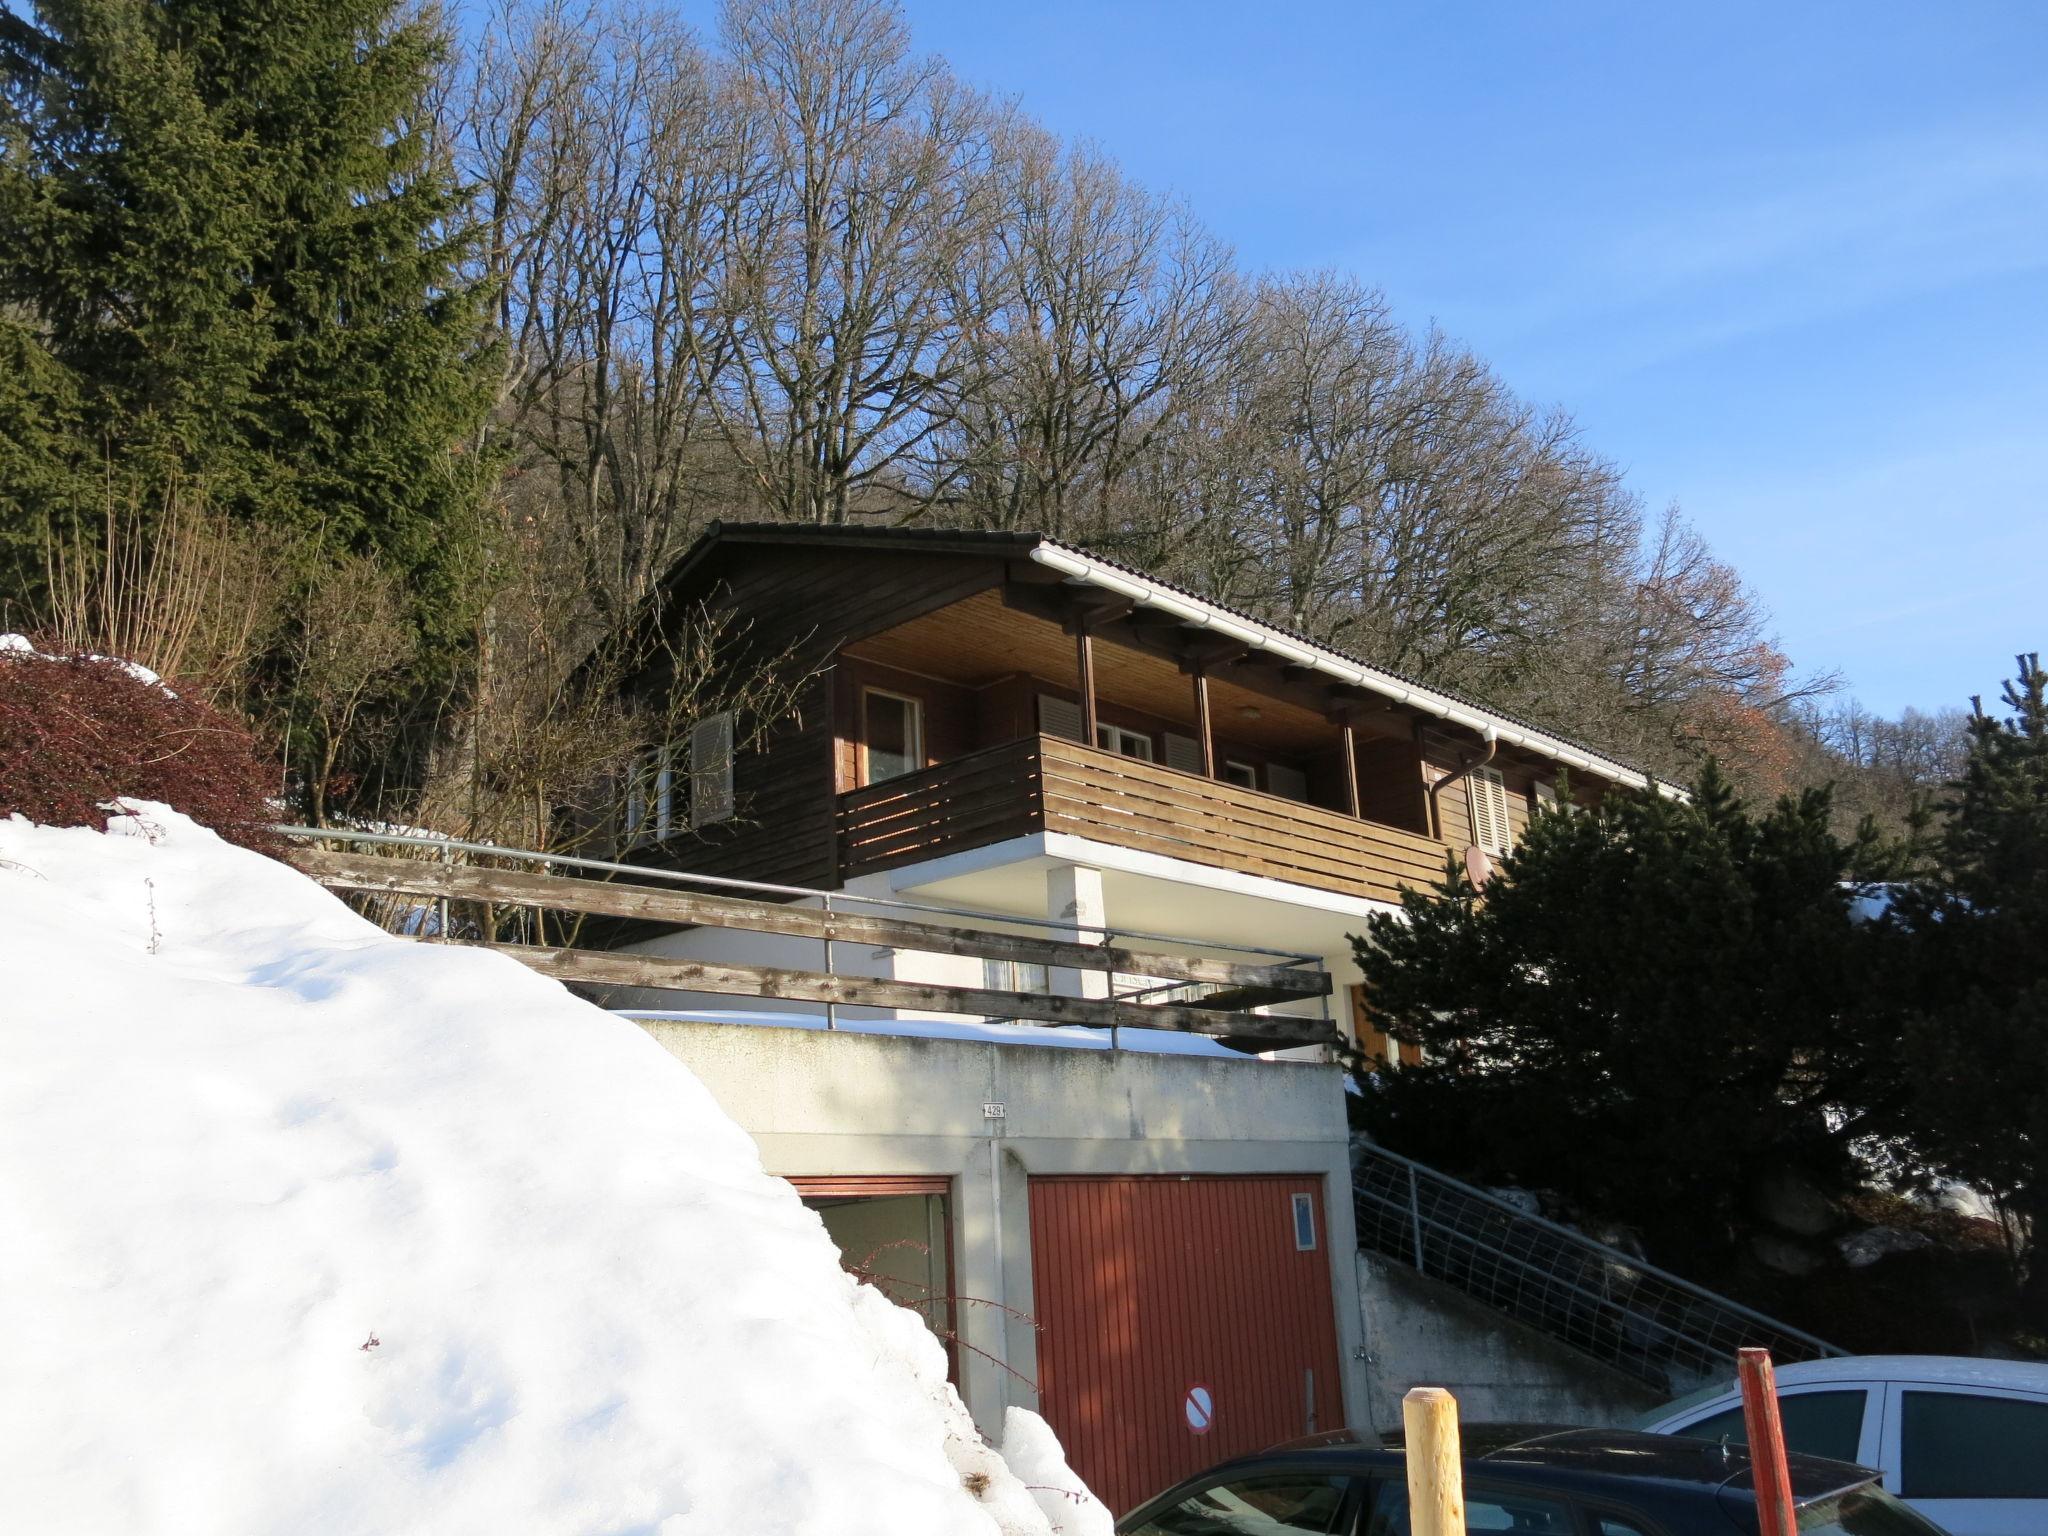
[1675,1389,1866,1464]
[1898,1390,2048,1499]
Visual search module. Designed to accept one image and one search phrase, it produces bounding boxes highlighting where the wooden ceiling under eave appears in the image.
[841,586,1419,754]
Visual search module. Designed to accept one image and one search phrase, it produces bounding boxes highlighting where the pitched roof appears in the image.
[670,521,1674,791]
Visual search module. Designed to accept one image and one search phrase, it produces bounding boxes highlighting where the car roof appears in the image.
[1694,1355,2048,1393]
[1256,1425,1873,1501]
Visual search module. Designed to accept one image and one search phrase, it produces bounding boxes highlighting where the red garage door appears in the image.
[1027,1174,1344,1516]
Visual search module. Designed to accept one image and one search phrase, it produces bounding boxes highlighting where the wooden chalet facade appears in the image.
[624,523,1648,899]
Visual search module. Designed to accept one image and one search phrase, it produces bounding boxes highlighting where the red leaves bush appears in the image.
[0,641,281,853]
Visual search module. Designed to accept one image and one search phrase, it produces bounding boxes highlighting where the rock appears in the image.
[1750,1230,1827,1277]
[1837,1225,1935,1269]
[1487,1186,1542,1218]
[1755,1169,1840,1237]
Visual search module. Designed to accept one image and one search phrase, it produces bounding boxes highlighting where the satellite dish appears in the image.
[1464,843,1493,890]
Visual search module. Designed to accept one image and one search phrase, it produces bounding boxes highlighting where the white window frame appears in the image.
[1221,759,1258,790]
[860,688,924,787]
[689,711,735,829]
[624,745,676,848]
[1095,723,1154,761]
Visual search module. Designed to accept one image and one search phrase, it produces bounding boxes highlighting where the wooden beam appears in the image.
[290,848,1329,998]
[1192,668,1216,778]
[1177,638,1250,674]
[1341,718,1362,818]
[484,942,1338,1046]
[1075,621,1099,743]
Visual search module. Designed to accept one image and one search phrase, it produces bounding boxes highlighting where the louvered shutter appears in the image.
[1267,763,1309,802]
[1037,694,1085,742]
[1533,779,1559,815]
[689,712,735,828]
[1162,731,1203,774]
[1468,766,1511,855]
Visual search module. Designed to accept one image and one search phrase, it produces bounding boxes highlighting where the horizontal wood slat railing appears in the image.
[837,735,1453,904]
[290,846,1333,1046]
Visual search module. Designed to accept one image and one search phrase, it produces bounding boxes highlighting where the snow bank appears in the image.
[0,806,1096,1535]
[1,629,167,690]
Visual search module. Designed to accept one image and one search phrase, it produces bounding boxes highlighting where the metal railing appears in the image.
[1353,1141,1843,1391]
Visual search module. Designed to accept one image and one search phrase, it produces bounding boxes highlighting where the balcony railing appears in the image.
[838,734,1452,903]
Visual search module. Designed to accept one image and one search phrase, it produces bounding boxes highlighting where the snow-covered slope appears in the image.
[0,806,1110,1536]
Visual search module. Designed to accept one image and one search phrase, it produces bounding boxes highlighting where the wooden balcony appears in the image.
[837,734,1453,904]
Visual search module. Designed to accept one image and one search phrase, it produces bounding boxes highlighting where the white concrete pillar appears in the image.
[1045,863,1109,1000]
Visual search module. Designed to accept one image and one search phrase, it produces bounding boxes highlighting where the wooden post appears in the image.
[1402,1386,1465,1536]
[1193,668,1215,777]
[1075,621,1099,745]
[1340,718,1362,818]
[1739,1349,1797,1536]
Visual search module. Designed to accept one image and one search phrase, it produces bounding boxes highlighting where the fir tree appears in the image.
[0,0,496,635]
[1891,654,2048,1329]
[1351,761,1909,1280]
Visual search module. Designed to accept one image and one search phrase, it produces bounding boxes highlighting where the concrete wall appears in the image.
[1352,1251,1662,1434]
[638,1019,1366,1441]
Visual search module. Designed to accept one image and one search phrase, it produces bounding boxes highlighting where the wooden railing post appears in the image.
[1193,667,1215,778]
[1739,1348,1797,1536]
[1402,1386,1465,1536]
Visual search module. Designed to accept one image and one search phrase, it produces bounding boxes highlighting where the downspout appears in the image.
[1427,727,1499,843]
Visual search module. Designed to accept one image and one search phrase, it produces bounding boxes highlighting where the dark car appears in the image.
[1116,1424,1949,1535]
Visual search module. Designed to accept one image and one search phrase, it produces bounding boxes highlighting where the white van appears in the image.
[1639,1355,2048,1536]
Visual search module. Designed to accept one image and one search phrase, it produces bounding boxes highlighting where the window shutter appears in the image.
[1533,779,1559,815]
[1038,693,1085,742]
[1162,731,1203,774]
[1468,766,1511,854]
[1267,763,1309,802]
[689,712,735,828]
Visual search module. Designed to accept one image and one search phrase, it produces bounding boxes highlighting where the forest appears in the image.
[0,0,1970,842]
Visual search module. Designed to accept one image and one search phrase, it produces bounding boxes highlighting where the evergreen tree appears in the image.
[1890,654,2048,1328]
[1351,762,1908,1278]
[0,0,496,635]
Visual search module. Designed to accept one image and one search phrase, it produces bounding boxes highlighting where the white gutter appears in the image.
[1028,544,1671,794]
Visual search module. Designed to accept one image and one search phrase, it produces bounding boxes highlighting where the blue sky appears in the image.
[896,1,2047,715]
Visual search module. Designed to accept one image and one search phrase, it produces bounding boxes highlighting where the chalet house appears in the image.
[596,522,1667,1511]
[610,523,1655,1047]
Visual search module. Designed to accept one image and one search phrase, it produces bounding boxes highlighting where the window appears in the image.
[624,745,676,847]
[1593,1521,1653,1536]
[862,690,922,785]
[1096,723,1154,760]
[1222,760,1258,790]
[689,711,734,828]
[1128,1474,1350,1536]
[1795,1485,1949,1534]
[1467,765,1512,855]
[982,957,1049,993]
[1291,1193,1318,1251]
[1163,731,1205,774]
[1898,1390,2048,1499]
[1038,693,1085,741]
[1675,1389,1867,1465]
[1533,779,1561,815]
[1368,1481,1571,1535]
[1266,763,1309,801]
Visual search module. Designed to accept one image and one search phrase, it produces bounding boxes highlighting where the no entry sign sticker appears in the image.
[1184,1383,1214,1435]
